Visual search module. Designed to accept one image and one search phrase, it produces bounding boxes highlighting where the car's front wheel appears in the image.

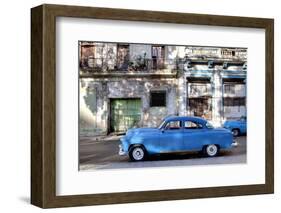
[129,146,146,161]
[204,144,219,157]
[232,129,240,137]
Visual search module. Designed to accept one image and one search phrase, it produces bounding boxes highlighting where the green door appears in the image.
[110,99,141,132]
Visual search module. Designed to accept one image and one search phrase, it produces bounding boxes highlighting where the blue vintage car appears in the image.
[119,116,236,161]
[223,116,247,137]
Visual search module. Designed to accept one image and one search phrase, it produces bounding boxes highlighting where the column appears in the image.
[211,70,223,127]
[178,73,187,116]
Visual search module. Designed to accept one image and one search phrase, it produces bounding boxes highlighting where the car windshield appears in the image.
[206,122,214,129]
[158,119,166,129]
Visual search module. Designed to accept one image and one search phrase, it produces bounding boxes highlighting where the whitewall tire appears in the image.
[129,146,146,161]
[205,144,219,157]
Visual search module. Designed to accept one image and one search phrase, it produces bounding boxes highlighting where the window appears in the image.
[150,91,166,107]
[164,121,181,130]
[117,44,129,70]
[234,98,240,106]
[223,97,246,107]
[152,46,165,70]
[188,97,212,119]
[190,84,208,95]
[224,84,235,95]
[152,46,165,58]
[184,121,203,129]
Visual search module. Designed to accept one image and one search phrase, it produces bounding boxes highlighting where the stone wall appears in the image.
[80,77,177,136]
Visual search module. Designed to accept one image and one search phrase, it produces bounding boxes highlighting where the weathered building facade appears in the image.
[79,42,247,136]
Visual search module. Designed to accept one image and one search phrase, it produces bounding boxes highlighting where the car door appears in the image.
[158,120,184,152]
[182,120,205,151]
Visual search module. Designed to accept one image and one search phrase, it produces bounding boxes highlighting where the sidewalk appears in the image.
[80,134,123,144]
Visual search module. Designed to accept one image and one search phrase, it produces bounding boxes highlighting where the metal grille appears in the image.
[110,99,141,132]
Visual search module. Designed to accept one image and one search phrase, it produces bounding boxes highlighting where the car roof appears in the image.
[164,116,207,124]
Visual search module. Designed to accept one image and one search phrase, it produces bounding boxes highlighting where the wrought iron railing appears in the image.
[79,57,183,72]
[79,57,246,73]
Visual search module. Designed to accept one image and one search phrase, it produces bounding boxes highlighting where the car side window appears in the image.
[184,121,202,129]
[164,121,181,130]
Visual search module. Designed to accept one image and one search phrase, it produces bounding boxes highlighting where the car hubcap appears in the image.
[206,145,217,156]
[132,148,144,160]
[232,130,239,136]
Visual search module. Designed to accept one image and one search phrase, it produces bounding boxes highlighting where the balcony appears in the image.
[79,57,180,77]
[79,56,247,78]
[185,47,247,62]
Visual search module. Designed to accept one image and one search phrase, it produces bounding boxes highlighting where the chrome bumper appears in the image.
[118,144,126,156]
[231,140,239,147]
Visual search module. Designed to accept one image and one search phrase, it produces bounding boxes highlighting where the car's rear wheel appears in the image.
[204,144,219,157]
[129,146,146,161]
[232,129,240,137]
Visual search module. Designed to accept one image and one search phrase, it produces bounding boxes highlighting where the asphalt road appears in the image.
[79,136,246,170]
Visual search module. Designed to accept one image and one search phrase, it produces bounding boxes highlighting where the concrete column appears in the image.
[96,82,108,134]
[178,74,187,116]
[211,70,223,127]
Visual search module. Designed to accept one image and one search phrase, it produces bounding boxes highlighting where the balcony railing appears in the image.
[80,57,181,73]
[79,56,247,74]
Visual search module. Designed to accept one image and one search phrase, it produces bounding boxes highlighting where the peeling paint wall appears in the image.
[80,80,106,136]
[80,78,177,136]
[79,43,247,135]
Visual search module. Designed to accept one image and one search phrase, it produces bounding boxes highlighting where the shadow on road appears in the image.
[79,136,246,170]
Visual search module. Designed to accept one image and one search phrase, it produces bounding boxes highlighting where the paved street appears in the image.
[79,136,246,170]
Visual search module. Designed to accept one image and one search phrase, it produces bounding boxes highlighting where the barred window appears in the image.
[224,97,245,106]
[190,84,208,95]
[224,84,235,95]
[150,91,166,107]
